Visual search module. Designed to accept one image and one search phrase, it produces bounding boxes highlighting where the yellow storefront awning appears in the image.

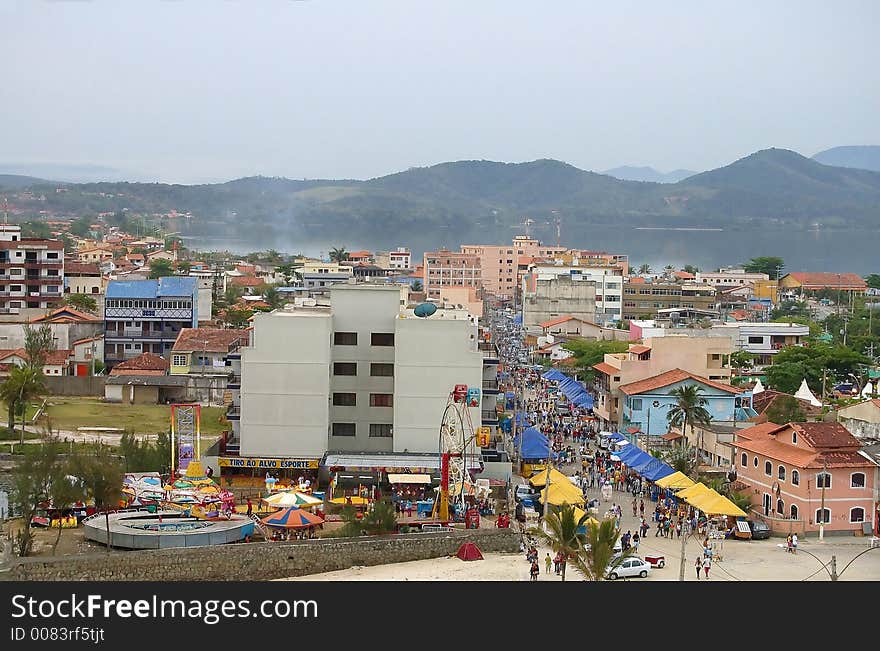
[690,492,748,517]
[387,473,432,484]
[529,467,573,488]
[540,482,585,506]
[675,482,712,500]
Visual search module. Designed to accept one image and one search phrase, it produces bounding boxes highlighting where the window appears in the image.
[370,363,394,377]
[369,423,393,438]
[331,423,356,437]
[125,344,132,350]
[47,252,58,259]
[741,453,747,467]
[172,354,187,366]
[816,472,831,489]
[333,362,357,376]
[850,507,865,523]
[747,336,763,344]
[370,393,393,407]
[334,332,357,346]
[371,333,394,346]
[791,470,799,486]
[778,465,786,482]
[764,460,772,476]
[790,504,798,520]
[851,472,865,488]
[753,456,759,467]
[815,508,830,524]
[630,398,643,411]
[792,431,797,444]
[776,499,784,515]
[332,393,357,406]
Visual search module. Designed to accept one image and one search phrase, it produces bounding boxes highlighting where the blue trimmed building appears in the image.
[104,277,198,369]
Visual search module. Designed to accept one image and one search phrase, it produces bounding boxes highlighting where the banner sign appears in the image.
[218,457,319,470]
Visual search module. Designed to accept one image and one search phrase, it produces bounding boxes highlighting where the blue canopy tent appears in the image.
[608,431,629,443]
[514,427,553,460]
[617,446,654,468]
[639,459,674,482]
[513,314,523,325]
[542,369,566,381]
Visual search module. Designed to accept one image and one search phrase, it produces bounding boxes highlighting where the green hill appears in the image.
[812,145,880,172]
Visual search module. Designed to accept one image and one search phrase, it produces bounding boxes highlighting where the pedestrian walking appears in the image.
[786,534,793,553]
[694,555,702,580]
[545,553,552,574]
[639,499,645,518]
[632,498,637,518]
[702,555,712,579]
[530,560,540,582]
[246,498,252,517]
[791,533,798,554]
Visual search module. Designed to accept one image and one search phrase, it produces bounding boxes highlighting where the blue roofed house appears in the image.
[104,276,198,370]
[618,369,756,449]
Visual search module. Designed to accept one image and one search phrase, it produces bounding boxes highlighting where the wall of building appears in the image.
[328,286,400,453]
[0,321,102,349]
[394,317,482,453]
[3,528,520,581]
[523,275,596,327]
[44,375,105,396]
[239,310,331,459]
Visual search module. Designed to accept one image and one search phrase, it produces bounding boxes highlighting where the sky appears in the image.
[1,0,878,183]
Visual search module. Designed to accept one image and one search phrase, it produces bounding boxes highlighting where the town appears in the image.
[0,213,878,582]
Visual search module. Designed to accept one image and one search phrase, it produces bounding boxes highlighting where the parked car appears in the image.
[515,484,541,503]
[748,520,771,540]
[606,556,652,580]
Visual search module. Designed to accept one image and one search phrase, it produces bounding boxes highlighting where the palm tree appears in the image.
[665,440,698,476]
[637,263,652,275]
[411,280,423,292]
[666,385,713,472]
[573,518,631,581]
[0,366,46,443]
[329,246,349,263]
[261,287,285,310]
[527,503,588,581]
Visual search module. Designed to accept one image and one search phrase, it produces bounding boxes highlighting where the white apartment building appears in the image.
[526,263,623,324]
[388,247,412,270]
[237,285,481,463]
[696,268,770,286]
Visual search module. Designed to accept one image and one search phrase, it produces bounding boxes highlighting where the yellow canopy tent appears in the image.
[690,492,748,517]
[675,482,712,501]
[571,507,601,529]
[529,467,574,488]
[655,471,695,490]
[329,496,370,506]
[540,481,585,506]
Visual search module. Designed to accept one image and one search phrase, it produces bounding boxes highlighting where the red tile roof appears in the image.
[729,310,751,321]
[734,421,872,468]
[592,362,619,376]
[628,277,647,284]
[229,276,264,288]
[539,315,589,329]
[618,368,743,396]
[785,272,866,290]
[628,344,651,354]
[789,422,860,450]
[30,306,101,323]
[0,348,71,366]
[109,353,169,374]
[673,271,695,280]
[64,262,101,275]
[172,328,250,353]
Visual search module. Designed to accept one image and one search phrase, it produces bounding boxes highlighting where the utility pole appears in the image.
[819,458,827,541]
[830,555,837,581]
[821,368,827,403]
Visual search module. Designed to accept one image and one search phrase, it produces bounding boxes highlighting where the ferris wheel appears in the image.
[435,388,478,520]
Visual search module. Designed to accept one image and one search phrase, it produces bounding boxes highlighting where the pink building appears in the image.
[734,422,879,536]
[460,236,566,300]
[422,249,482,301]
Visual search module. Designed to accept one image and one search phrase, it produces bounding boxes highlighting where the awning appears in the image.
[387,473,432,484]
[324,452,481,471]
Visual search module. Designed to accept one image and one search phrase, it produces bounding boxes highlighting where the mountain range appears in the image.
[2,148,880,240]
[812,145,880,172]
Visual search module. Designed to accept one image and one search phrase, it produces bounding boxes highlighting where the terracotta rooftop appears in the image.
[30,306,101,323]
[673,271,695,280]
[628,344,651,354]
[109,352,169,375]
[229,276,264,288]
[789,422,860,450]
[735,421,873,468]
[785,272,867,289]
[172,328,250,353]
[592,362,619,376]
[64,262,101,275]
[0,348,72,365]
[618,368,743,396]
[539,315,590,328]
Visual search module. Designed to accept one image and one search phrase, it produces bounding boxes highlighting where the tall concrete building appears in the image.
[233,285,482,473]
[422,249,482,302]
[522,275,597,328]
[0,224,64,313]
[461,236,567,300]
[524,262,624,325]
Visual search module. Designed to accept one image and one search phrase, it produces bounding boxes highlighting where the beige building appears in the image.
[522,274,596,327]
[460,236,567,300]
[695,268,769,286]
[622,281,717,321]
[592,335,735,431]
[836,399,880,441]
[439,286,483,318]
[423,249,482,302]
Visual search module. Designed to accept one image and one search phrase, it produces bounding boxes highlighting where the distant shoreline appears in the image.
[633,227,724,231]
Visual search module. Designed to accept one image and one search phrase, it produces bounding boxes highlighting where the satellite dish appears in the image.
[413,302,437,318]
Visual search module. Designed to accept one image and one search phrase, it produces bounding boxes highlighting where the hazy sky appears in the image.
[2,0,878,183]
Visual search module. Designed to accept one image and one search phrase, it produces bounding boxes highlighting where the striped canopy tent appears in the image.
[262,491,323,508]
[260,507,324,529]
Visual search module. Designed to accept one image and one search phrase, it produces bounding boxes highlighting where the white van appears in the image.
[598,432,616,450]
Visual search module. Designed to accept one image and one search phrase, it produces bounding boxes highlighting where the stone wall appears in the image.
[44,376,105,396]
[3,528,519,581]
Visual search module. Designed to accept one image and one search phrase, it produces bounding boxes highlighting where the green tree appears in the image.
[666,385,712,465]
[729,350,757,372]
[410,280,423,292]
[69,444,124,510]
[63,293,98,314]
[575,517,631,581]
[866,274,880,290]
[264,249,283,263]
[329,246,349,263]
[0,366,46,442]
[562,340,630,380]
[148,258,174,279]
[359,499,397,535]
[764,395,807,424]
[261,287,284,310]
[224,307,252,328]
[665,440,699,476]
[743,256,784,278]
[771,300,810,320]
[527,503,589,581]
[275,263,302,285]
[766,343,869,394]
[726,490,754,516]
[49,457,87,555]
[10,433,63,556]
[337,505,364,537]
[69,217,92,238]
[23,323,56,370]
[176,261,192,275]
[682,264,700,275]
[637,263,652,275]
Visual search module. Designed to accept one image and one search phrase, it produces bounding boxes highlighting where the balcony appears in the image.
[226,405,240,420]
[481,410,499,423]
[482,378,499,392]
[228,374,241,389]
